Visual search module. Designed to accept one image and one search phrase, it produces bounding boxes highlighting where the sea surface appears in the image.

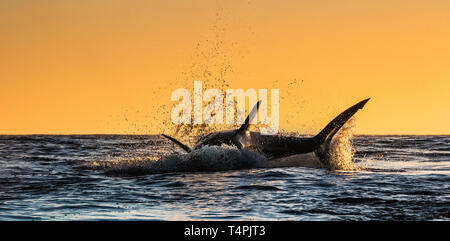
[0,135,449,220]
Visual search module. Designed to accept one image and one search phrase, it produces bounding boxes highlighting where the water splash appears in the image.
[327,117,361,171]
[162,9,240,146]
[84,144,267,176]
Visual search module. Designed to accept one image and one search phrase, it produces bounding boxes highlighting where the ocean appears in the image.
[0,135,448,220]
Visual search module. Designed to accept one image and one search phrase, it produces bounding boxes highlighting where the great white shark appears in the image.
[162,98,370,169]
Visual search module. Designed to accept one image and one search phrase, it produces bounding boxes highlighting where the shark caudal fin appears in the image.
[231,100,262,148]
[313,98,370,145]
[161,134,192,153]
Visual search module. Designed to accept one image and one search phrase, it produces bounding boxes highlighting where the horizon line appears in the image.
[0,133,449,136]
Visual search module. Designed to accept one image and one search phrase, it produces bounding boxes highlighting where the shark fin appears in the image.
[161,134,192,153]
[231,100,261,148]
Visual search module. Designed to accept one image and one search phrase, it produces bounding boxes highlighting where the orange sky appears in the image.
[1,0,449,135]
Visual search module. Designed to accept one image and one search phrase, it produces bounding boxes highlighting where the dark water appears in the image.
[0,135,449,220]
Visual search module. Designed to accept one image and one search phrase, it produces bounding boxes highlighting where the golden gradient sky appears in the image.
[1,0,449,135]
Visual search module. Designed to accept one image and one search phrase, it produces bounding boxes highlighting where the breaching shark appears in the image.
[162,98,370,169]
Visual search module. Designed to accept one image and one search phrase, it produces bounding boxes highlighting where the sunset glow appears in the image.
[1,0,449,134]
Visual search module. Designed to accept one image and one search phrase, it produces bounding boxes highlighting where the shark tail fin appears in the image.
[161,134,192,153]
[313,98,370,145]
